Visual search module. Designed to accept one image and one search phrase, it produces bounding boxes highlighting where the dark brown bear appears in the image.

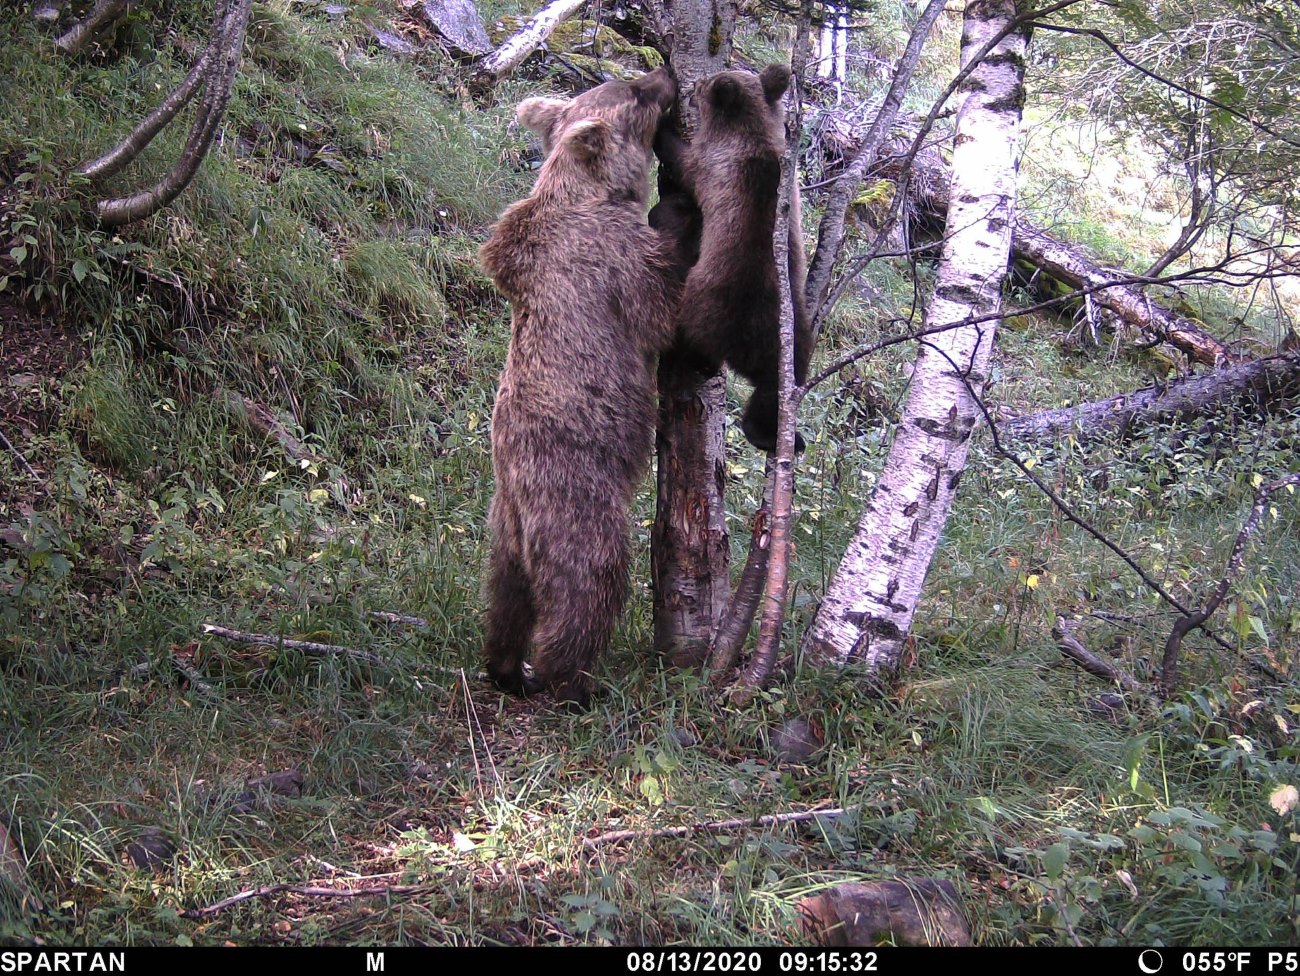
[478,68,681,707]
[649,64,811,453]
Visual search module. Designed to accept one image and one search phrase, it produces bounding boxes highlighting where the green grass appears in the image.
[2,0,1299,949]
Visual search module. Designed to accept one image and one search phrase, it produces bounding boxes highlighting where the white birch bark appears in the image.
[473,0,587,85]
[802,0,1030,671]
[816,5,846,83]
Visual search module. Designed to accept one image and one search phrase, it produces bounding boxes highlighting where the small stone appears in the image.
[773,718,823,763]
[125,828,176,871]
[368,26,416,54]
[799,879,972,947]
[417,0,492,57]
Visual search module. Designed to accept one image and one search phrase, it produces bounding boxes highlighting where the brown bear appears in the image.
[478,68,681,707]
[649,64,812,453]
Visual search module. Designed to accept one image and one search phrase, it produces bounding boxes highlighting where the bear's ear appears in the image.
[517,97,568,140]
[635,66,678,112]
[707,75,745,115]
[562,118,611,162]
[760,64,791,105]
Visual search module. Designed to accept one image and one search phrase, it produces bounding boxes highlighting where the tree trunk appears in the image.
[802,0,1029,672]
[648,0,735,666]
[1003,353,1300,445]
[473,0,587,86]
[94,0,253,227]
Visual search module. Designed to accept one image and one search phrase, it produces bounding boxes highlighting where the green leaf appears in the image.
[72,260,88,284]
[1123,734,1149,792]
[1249,615,1269,643]
[1043,841,1069,880]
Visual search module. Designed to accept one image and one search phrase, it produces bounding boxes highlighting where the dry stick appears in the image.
[367,610,430,628]
[0,428,42,484]
[739,6,812,692]
[53,0,128,54]
[220,388,321,464]
[1053,616,1145,694]
[583,806,850,850]
[96,0,253,226]
[78,3,224,181]
[1160,472,1300,697]
[200,623,386,667]
[201,623,475,677]
[182,880,435,919]
[460,669,503,796]
[129,657,219,699]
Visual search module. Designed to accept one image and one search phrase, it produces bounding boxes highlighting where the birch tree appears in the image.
[802,0,1032,671]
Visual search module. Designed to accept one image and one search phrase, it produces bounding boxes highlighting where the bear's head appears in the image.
[517,68,678,205]
[695,64,790,147]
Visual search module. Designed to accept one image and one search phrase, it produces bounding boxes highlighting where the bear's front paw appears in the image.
[486,661,542,697]
[740,413,806,455]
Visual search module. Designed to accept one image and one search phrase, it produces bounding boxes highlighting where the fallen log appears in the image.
[473,0,586,86]
[1013,223,1238,367]
[1003,353,1300,445]
[875,152,1238,367]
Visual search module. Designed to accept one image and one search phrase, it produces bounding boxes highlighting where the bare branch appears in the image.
[200,623,386,668]
[183,880,436,918]
[220,388,321,464]
[367,610,430,629]
[739,2,813,692]
[803,0,946,318]
[709,468,773,673]
[0,428,42,485]
[78,12,224,181]
[1160,472,1300,697]
[1053,617,1145,694]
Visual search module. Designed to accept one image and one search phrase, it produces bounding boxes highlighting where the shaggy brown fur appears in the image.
[478,68,680,707]
[649,64,811,453]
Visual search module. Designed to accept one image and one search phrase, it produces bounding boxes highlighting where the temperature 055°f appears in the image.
[1183,953,1251,973]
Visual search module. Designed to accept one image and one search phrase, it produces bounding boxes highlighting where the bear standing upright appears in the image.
[650,64,812,453]
[478,68,681,707]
